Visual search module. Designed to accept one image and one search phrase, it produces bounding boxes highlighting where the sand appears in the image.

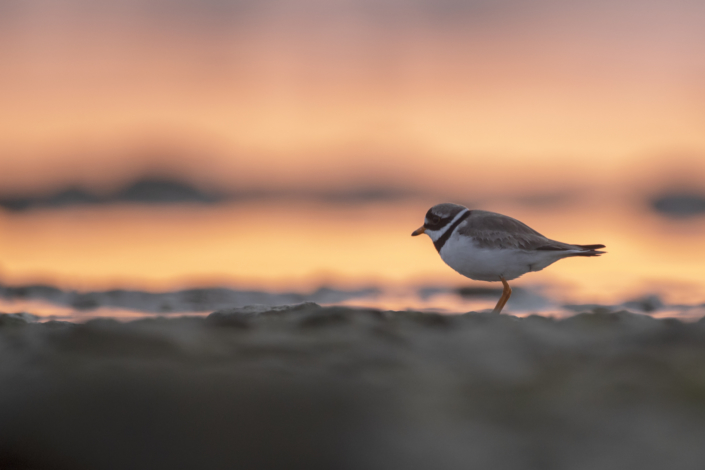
[2,303,705,470]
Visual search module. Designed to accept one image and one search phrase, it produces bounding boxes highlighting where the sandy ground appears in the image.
[2,303,705,470]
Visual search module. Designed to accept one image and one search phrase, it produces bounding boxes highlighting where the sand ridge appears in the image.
[2,304,705,469]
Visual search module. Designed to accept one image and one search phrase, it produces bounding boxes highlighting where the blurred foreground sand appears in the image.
[2,304,705,470]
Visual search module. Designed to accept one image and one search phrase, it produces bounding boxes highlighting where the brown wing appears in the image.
[457,210,578,251]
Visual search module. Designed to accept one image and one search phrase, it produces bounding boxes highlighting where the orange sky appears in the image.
[1,0,704,195]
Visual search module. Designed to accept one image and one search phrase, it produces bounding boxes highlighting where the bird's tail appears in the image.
[573,244,606,256]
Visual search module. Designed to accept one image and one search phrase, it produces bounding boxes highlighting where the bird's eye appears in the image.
[429,216,441,225]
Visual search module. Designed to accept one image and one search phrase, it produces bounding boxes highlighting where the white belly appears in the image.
[438,233,566,282]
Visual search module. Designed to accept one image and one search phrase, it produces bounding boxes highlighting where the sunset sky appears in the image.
[1,0,704,309]
[1,0,704,193]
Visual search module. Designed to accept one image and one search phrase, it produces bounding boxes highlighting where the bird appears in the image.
[411,203,605,314]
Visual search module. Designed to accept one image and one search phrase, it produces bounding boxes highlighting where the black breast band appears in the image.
[434,210,471,252]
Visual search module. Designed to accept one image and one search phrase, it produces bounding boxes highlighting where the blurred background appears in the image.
[1,0,705,320]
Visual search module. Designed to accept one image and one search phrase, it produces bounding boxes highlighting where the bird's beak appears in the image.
[411,226,426,236]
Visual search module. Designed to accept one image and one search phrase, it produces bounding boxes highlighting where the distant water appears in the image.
[1,282,704,323]
[1,198,704,321]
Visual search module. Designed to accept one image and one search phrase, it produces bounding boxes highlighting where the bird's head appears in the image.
[411,203,468,242]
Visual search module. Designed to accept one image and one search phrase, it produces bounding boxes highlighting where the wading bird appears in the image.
[412,203,605,314]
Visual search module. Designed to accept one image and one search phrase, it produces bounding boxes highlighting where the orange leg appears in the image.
[492,276,512,314]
